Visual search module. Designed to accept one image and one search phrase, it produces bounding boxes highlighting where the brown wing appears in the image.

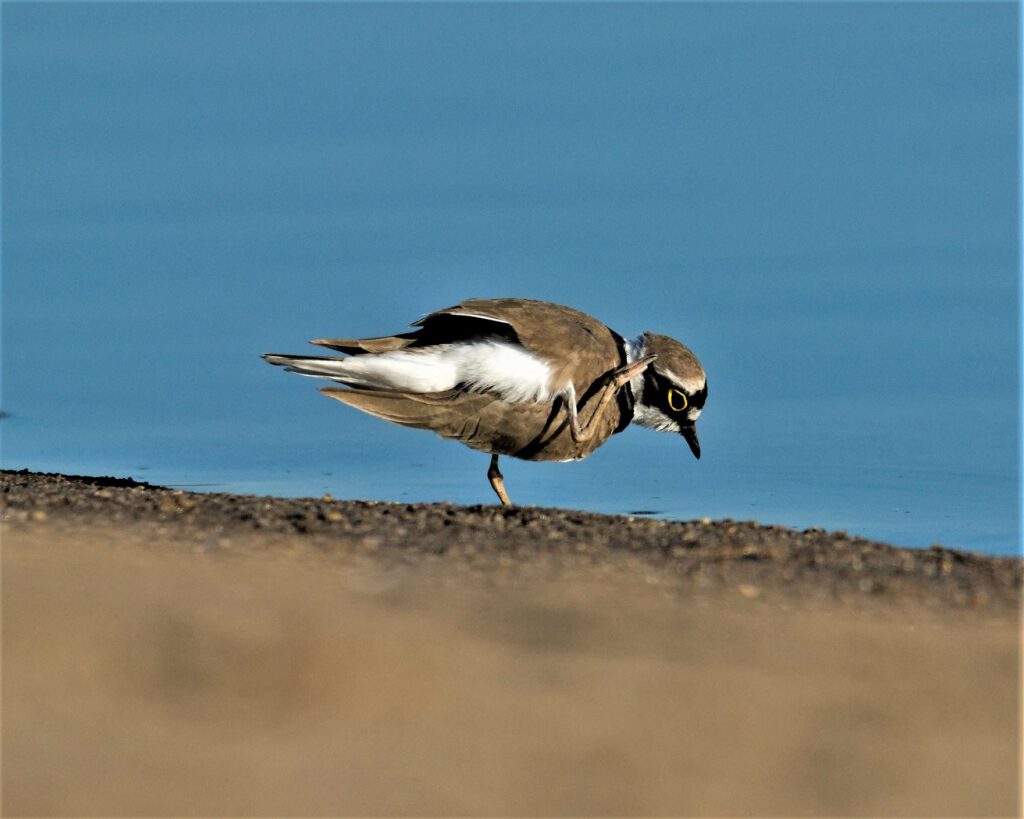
[320,384,620,462]
[307,308,517,355]
[309,298,623,397]
[308,334,419,355]
[418,298,623,394]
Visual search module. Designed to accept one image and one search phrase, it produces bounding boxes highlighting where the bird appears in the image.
[263,298,707,505]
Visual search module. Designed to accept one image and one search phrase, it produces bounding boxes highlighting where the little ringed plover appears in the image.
[263,297,707,505]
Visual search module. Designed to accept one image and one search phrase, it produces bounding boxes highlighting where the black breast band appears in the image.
[610,331,635,434]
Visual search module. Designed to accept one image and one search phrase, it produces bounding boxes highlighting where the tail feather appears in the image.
[262,349,454,392]
[261,353,361,381]
[310,334,417,354]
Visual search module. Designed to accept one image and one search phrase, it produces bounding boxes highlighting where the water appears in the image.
[3,3,1019,555]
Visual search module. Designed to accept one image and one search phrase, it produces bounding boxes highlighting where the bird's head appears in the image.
[629,332,707,459]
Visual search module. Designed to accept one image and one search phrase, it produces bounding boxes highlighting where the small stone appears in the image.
[29,510,47,522]
[737,584,760,599]
[321,492,333,502]
[323,510,343,523]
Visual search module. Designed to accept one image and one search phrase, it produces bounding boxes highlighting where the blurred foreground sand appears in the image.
[3,522,1020,817]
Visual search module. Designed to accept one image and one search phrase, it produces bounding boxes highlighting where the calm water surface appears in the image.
[3,4,1019,554]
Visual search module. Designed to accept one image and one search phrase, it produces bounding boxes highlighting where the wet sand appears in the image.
[2,470,1021,816]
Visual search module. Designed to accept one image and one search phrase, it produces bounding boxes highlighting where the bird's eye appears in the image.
[667,388,688,412]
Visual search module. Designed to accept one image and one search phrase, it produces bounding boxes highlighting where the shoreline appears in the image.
[3,467,1020,815]
[3,468,1020,612]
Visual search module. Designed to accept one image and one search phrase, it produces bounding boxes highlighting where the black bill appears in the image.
[681,425,701,460]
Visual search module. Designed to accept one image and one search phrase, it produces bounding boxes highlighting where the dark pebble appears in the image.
[2,468,1020,611]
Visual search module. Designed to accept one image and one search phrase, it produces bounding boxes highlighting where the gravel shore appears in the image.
[2,468,1020,611]
[3,468,1020,815]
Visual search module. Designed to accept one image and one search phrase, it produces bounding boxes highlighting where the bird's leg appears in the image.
[487,453,512,506]
[565,354,657,444]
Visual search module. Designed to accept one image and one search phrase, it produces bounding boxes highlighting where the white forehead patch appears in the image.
[663,369,706,394]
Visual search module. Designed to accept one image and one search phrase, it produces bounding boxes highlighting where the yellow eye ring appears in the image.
[667,388,688,412]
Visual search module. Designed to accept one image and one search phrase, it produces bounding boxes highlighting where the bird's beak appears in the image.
[681,425,701,460]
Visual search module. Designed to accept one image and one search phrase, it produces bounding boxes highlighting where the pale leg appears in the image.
[564,354,657,444]
[487,453,512,506]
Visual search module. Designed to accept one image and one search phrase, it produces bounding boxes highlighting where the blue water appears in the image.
[2,3,1019,555]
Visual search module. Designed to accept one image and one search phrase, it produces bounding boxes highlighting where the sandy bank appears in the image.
[2,469,1021,815]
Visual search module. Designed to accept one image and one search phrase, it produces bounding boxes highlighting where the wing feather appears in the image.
[310,334,417,354]
[320,382,624,461]
[422,299,620,392]
[320,386,573,458]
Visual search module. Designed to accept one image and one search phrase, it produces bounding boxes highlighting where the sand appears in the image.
[2,470,1021,816]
